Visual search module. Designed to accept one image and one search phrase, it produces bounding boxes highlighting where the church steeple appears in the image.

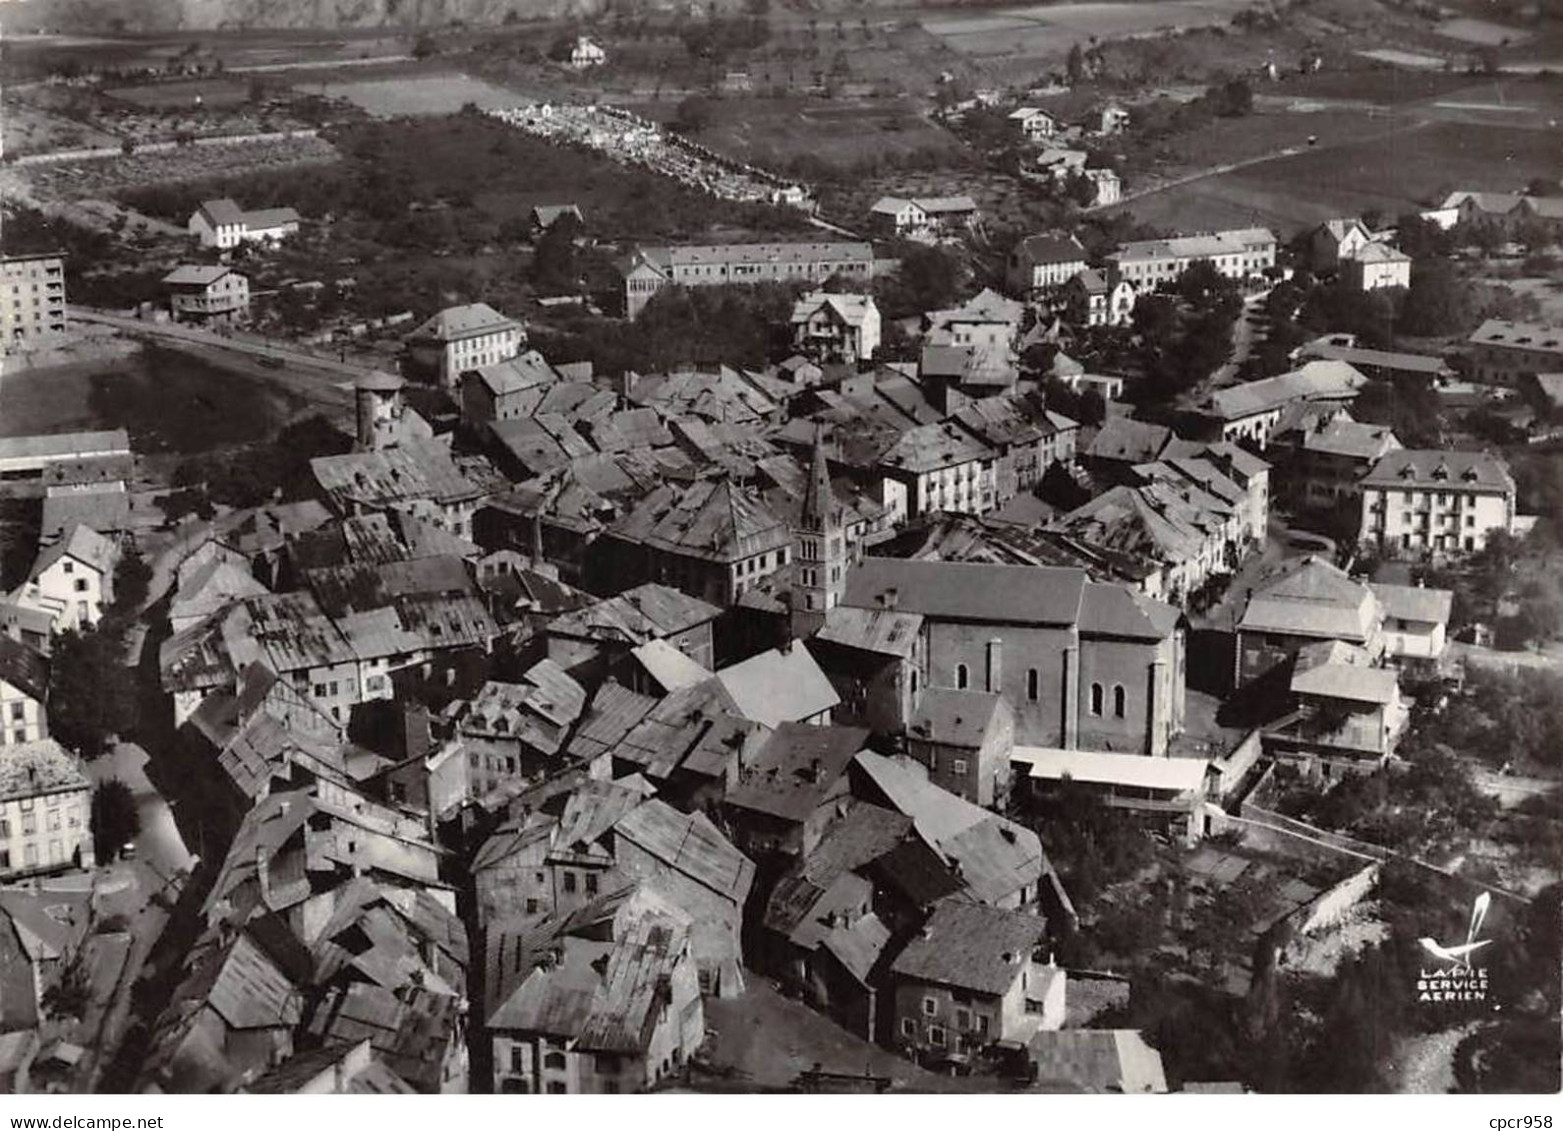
[792,425,847,632]
[802,423,838,530]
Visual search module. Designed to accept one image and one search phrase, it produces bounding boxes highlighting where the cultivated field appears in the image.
[322,71,527,117]
[104,77,253,109]
[921,0,1256,58]
[1110,120,1563,236]
[1435,18,1535,48]
[633,95,968,175]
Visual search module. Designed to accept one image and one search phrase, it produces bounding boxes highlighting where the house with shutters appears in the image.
[0,635,49,748]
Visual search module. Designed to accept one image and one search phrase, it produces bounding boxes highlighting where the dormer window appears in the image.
[1432,464,1449,481]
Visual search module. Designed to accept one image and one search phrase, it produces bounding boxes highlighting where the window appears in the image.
[510,1047,526,1073]
[952,759,968,775]
[1090,683,1104,716]
[900,1017,916,1038]
[525,898,539,915]
[955,1008,971,1031]
[977,1014,990,1036]
[585,872,599,895]
[921,996,938,1016]
[8,704,22,721]
[73,578,87,592]
[1027,669,1039,702]
[546,1082,567,1094]
[956,664,969,690]
[910,670,918,695]
[562,872,577,893]
[596,1053,620,1075]
[928,1026,946,1048]
[544,1051,568,1071]
[1113,685,1127,719]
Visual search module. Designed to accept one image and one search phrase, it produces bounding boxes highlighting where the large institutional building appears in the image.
[1,253,67,345]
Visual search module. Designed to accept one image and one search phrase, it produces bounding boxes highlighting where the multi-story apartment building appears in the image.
[878,422,999,519]
[1107,227,1276,288]
[404,303,526,389]
[1,253,67,344]
[1467,319,1563,385]
[619,242,876,319]
[1357,450,1517,558]
[0,740,93,878]
[163,265,250,325]
[1005,233,1088,297]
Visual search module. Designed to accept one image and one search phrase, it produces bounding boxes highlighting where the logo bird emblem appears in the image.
[1419,891,1492,969]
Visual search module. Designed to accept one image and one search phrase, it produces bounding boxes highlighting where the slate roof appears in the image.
[1370,582,1454,626]
[1360,449,1515,493]
[1012,233,1087,268]
[612,479,791,564]
[814,605,924,659]
[715,644,840,727]
[1206,361,1367,422]
[407,302,521,344]
[163,264,238,287]
[842,557,1087,627]
[29,523,117,580]
[1289,640,1399,705]
[0,740,89,803]
[311,440,483,510]
[1238,556,1378,641]
[1086,418,1172,464]
[1029,1029,1168,1093]
[725,723,868,822]
[909,688,1004,749]
[613,799,755,903]
[197,198,244,226]
[889,901,1047,995]
[0,634,48,702]
[546,583,720,646]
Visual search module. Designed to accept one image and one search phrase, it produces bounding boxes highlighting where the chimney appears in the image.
[809,757,823,783]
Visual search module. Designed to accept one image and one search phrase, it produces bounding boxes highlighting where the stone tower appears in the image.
[355,369,407,451]
[791,426,848,635]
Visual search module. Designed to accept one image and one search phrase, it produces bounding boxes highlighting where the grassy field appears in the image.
[921,0,1255,58]
[1112,120,1563,235]
[321,71,525,117]
[633,95,968,174]
[104,77,252,109]
[0,344,316,454]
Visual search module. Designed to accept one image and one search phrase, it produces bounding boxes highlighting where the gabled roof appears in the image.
[28,522,116,581]
[716,645,839,728]
[726,723,868,823]
[612,479,791,564]
[197,198,244,226]
[0,740,88,803]
[1238,555,1378,641]
[546,582,720,646]
[407,302,521,344]
[909,687,1005,749]
[163,264,238,287]
[630,638,712,693]
[1013,746,1209,794]
[791,291,877,328]
[1289,639,1399,705]
[1028,1029,1168,1094]
[243,207,300,231]
[1086,418,1172,464]
[814,605,924,659]
[889,901,1047,995]
[1369,582,1454,626]
[1361,449,1515,493]
[1012,233,1087,268]
[1206,361,1367,422]
[842,557,1087,627]
[613,798,755,903]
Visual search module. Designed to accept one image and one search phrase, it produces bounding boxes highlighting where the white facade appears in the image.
[1359,485,1513,557]
[0,788,90,876]
[189,211,242,250]
[0,679,45,747]
[11,548,114,634]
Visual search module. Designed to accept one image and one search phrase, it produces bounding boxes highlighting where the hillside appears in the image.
[6,0,628,31]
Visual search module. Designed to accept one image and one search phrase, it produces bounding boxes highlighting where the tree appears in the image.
[412,33,441,60]
[547,33,576,62]
[876,245,962,319]
[49,629,138,759]
[1066,42,1085,84]
[531,213,583,293]
[91,779,142,862]
[110,548,153,617]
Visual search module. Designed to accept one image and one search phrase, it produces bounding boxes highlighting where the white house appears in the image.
[569,36,607,67]
[8,524,119,635]
[1006,233,1088,296]
[1083,168,1122,207]
[791,291,881,363]
[404,303,526,389]
[1345,242,1412,292]
[188,199,301,250]
[1009,107,1057,142]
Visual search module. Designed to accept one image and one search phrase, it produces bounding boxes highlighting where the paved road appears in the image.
[1471,769,1557,810]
